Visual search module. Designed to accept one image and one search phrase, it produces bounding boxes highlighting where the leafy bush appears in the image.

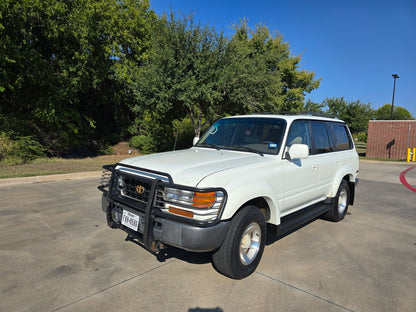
[172,117,197,150]
[129,135,156,154]
[0,132,14,161]
[354,132,367,143]
[12,136,46,163]
[0,133,45,163]
[100,145,115,156]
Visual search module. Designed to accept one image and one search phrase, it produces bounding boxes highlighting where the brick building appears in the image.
[366,120,416,159]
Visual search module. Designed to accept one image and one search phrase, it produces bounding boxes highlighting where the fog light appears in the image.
[101,194,109,212]
[111,207,122,223]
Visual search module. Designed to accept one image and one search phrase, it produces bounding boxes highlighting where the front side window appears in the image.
[196,117,286,155]
[286,120,312,153]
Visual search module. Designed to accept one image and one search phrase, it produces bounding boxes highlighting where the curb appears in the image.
[0,171,102,187]
[359,159,413,165]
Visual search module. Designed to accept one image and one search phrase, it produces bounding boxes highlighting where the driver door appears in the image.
[281,120,321,215]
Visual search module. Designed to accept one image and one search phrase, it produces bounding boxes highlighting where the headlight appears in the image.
[164,188,193,204]
[160,187,225,221]
[118,176,124,188]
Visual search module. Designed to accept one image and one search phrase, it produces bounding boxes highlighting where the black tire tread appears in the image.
[323,179,349,222]
[212,205,266,279]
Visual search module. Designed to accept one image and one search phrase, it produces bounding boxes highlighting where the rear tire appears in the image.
[212,205,266,279]
[323,179,349,222]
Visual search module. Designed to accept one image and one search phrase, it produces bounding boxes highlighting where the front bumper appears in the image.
[99,164,229,252]
[101,193,230,252]
[152,216,230,252]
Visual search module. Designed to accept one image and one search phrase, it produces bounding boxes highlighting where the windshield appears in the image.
[196,117,286,155]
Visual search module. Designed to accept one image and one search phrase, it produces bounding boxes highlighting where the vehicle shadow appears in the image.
[125,234,212,265]
[124,215,326,265]
[188,308,223,312]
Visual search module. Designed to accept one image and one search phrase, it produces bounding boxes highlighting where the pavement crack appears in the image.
[39,219,58,233]
[255,271,356,312]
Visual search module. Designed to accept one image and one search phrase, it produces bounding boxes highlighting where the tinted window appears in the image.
[286,121,312,153]
[197,117,286,155]
[332,124,352,151]
[311,122,331,154]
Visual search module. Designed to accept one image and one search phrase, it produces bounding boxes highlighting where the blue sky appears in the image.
[149,0,416,117]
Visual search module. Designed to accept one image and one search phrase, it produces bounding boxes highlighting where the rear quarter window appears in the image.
[332,124,353,151]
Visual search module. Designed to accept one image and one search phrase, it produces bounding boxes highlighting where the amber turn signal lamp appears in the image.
[168,206,194,218]
[193,192,216,207]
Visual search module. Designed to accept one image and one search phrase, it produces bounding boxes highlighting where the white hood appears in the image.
[118,147,263,186]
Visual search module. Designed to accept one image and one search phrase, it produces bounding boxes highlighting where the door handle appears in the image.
[312,165,318,170]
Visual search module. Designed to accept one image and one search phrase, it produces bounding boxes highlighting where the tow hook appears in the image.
[150,241,165,254]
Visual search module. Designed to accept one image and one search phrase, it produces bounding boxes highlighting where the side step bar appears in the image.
[277,202,332,236]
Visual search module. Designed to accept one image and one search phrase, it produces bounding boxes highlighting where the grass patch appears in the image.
[0,155,131,179]
[361,157,405,162]
[355,141,366,157]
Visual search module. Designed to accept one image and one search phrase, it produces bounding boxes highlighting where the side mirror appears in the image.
[193,136,200,146]
[287,144,309,160]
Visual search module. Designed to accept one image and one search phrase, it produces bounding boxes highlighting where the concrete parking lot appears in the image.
[0,160,415,312]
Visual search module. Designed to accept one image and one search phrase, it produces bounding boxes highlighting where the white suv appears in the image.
[99,113,359,279]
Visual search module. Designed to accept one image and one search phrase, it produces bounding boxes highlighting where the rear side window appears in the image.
[311,122,331,154]
[332,124,353,151]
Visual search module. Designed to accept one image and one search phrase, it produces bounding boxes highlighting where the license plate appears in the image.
[121,209,140,231]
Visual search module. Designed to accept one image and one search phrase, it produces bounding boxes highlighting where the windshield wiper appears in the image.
[198,143,221,151]
[235,146,264,156]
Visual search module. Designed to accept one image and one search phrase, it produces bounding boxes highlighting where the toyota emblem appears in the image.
[136,185,145,194]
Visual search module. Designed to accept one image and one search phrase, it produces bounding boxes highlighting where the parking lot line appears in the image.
[399,166,416,193]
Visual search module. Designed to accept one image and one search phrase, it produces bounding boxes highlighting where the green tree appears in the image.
[221,21,320,114]
[0,0,155,157]
[302,99,325,113]
[374,104,414,120]
[131,16,320,151]
[132,12,227,140]
[324,97,374,134]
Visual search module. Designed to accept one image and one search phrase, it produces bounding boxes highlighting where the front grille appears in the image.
[120,175,153,205]
[155,187,166,208]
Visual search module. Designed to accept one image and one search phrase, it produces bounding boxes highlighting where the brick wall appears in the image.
[366,120,416,159]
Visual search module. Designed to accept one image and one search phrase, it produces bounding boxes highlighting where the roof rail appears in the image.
[254,111,339,119]
[266,111,339,119]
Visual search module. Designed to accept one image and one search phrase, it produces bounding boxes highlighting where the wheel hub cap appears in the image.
[239,223,261,265]
[338,189,348,214]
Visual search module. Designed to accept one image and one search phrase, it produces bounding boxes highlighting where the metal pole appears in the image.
[390,74,399,120]
[407,123,411,150]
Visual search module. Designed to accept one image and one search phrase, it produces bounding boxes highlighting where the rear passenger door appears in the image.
[329,122,357,181]
[310,121,337,196]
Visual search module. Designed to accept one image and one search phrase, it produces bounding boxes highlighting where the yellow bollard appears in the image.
[413,148,416,162]
[407,148,411,162]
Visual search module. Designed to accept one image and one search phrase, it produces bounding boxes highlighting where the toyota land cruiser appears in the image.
[99,113,359,279]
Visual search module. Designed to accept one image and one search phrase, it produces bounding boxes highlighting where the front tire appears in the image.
[323,179,350,222]
[212,205,266,279]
